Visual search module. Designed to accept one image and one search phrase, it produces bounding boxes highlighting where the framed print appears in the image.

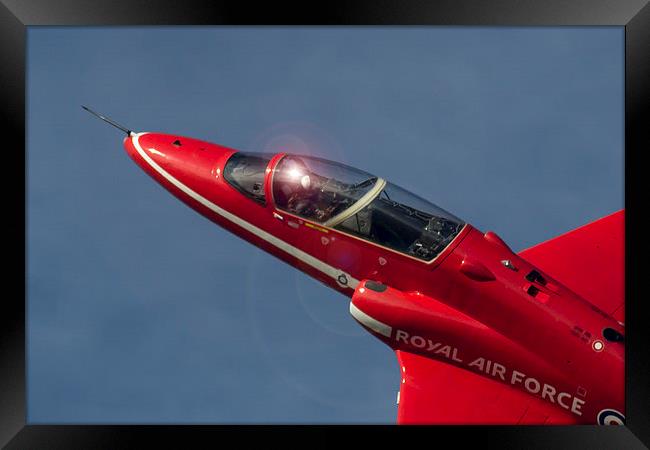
[2,0,649,447]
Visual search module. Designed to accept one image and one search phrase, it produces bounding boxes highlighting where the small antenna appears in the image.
[81,105,132,136]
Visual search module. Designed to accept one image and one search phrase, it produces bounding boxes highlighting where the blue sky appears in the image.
[27,27,623,423]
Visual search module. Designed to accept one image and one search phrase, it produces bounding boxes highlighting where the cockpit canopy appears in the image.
[334,181,464,261]
[272,154,380,224]
[223,152,274,204]
[223,152,465,261]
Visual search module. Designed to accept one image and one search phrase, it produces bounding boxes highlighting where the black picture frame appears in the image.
[2,0,648,448]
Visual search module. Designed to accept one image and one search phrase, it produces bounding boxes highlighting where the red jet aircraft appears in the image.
[85,107,625,425]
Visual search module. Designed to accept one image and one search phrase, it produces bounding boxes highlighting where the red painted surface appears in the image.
[122,132,624,425]
[519,211,625,323]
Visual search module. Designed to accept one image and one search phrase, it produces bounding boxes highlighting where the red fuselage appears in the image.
[123,132,624,424]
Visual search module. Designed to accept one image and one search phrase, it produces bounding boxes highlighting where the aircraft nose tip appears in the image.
[125,132,163,165]
[122,132,166,170]
[123,133,139,161]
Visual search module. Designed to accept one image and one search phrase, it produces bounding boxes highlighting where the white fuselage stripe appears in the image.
[131,132,360,290]
[349,302,392,338]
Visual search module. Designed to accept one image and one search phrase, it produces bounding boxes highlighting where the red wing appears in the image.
[395,350,576,424]
[518,210,624,322]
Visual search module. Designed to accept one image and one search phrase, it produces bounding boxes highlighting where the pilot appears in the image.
[287,174,315,215]
[286,173,337,222]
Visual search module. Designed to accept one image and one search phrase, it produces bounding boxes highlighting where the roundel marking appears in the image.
[597,409,625,425]
[592,340,604,352]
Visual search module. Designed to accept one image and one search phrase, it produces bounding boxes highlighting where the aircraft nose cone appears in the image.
[123,132,235,195]
[125,132,186,177]
[123,132,144,165]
